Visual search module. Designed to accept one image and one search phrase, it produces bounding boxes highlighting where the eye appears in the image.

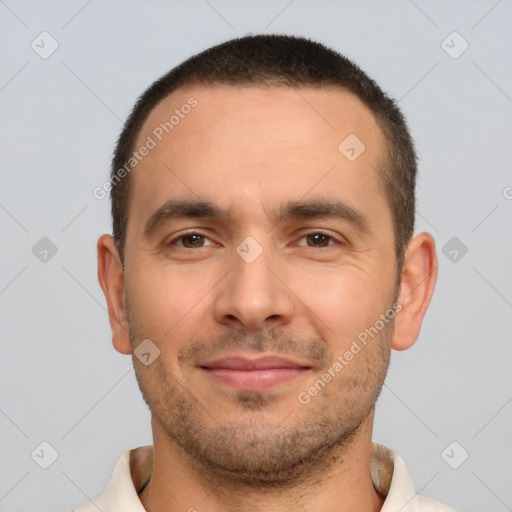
[297,231,339,248]
[167,232,216,249]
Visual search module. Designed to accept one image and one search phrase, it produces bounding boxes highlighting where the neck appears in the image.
[139,412,384,512]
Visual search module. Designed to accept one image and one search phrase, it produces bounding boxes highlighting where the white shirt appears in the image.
[72,442,456,511]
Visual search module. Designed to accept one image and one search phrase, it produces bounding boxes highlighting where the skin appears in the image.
[98,84,437,512]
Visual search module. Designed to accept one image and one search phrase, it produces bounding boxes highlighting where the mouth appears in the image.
[199,353,312,391]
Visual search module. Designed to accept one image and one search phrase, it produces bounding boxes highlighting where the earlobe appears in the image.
[97,234,132,355]
[391,232,438,351]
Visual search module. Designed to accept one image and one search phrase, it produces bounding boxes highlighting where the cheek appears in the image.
[127,264,213,345]
[290,264,393,345]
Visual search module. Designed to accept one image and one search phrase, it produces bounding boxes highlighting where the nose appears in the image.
[213,241,295,332]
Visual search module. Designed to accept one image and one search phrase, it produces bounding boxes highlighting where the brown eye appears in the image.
[179,234,205,248]
[167,233,213,249]
[305,233,333,248]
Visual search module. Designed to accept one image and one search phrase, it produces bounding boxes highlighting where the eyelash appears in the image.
[165,230,343,249]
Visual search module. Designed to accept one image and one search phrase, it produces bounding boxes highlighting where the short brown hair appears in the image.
[111,34,417,273]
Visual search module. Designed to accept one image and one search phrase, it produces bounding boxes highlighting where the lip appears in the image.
[202,354,309,370]
[199,353,311,391]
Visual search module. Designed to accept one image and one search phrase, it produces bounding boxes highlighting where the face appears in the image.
[121,84,398,483]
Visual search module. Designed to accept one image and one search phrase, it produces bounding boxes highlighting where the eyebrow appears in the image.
[143,198,371,237]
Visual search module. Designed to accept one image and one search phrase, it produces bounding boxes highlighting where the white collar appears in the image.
[75,442,455,511]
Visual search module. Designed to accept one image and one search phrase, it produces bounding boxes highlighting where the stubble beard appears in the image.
[128,324,393,488]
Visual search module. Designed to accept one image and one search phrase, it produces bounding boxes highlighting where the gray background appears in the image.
[1,0,511,511]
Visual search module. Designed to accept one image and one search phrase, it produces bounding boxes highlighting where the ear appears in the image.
[97,234,131,355]
[392,232,438,351]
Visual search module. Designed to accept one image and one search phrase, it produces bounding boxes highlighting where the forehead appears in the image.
[136,83,382,154]
[128,84,389,233]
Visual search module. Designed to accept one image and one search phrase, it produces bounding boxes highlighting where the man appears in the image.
[75,35,455,511]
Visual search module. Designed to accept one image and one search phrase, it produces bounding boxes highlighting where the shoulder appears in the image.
[70,445,153,512]
[415,495,458,511]
[372,442,457,512]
